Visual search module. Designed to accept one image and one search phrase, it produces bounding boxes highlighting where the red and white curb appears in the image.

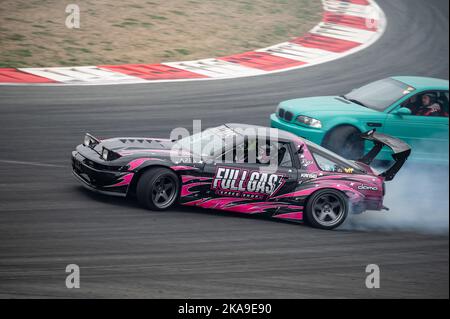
[0,0,385,86]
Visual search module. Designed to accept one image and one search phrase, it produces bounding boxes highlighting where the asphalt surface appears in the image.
[0,0,448,298]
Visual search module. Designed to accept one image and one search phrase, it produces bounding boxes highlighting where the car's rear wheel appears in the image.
[323,126,364,160]
[304,189,348,230]
[137,167,179,211]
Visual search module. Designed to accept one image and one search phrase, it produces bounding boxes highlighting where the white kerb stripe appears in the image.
[258,42,339,63]
[19,66,147,84]
[164,59,265,78]
[310,22,377,43]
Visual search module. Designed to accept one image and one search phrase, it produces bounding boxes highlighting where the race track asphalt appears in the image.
[0,0,448,298]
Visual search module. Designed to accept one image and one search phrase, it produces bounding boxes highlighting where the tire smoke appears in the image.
[343,162,449,235]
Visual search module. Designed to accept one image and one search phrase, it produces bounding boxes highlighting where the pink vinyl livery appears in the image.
[72,124,410,230]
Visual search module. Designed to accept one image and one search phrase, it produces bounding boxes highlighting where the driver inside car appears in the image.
[256,143,278,165]
[235,139,280,165]
[415,94,442,116]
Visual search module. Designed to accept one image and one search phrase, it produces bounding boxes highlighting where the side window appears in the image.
[312,152,341,172]
[402,91,449,117]
[311,152,354,174]
[279,143,293,168]
[233,140,247,163]
[254,141,294,167]
[228,139,293,167]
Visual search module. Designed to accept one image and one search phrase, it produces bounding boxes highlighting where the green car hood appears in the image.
[279,96,380,116]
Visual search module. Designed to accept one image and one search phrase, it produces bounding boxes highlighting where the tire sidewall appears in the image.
[137,167,180,211]
[324,126,364,160]
[304,189,349,230]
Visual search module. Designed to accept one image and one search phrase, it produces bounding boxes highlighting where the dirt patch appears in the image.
[0,0,322,68]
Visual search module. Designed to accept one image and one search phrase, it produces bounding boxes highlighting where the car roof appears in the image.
[391,76,449,90]
[224,123,303,143]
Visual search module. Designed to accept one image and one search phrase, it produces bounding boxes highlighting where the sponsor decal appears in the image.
[344,167,354,174]
[300,173,317,179]
[300,159,314,168]
[358,184,378,191]
[212,167,285,199]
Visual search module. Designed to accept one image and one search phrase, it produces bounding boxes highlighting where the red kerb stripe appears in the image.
[323,12,378,31]
[99,64,207,80]
[290,33,361,52]
[219,51,306,71]
[0,68,55,83]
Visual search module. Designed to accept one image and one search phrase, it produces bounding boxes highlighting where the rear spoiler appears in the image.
[358,130,411,181]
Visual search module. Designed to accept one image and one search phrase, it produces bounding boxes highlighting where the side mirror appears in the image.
[395,107,412,116]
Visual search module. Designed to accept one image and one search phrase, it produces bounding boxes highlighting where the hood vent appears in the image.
[119,138,162,144]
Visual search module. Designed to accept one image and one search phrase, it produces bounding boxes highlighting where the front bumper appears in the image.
[270,113,325,145]
[72,151,129,197]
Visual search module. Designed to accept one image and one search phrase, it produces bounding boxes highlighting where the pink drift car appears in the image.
[72,124,410,230]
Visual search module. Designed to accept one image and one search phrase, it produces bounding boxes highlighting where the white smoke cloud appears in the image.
[342,162,449,235]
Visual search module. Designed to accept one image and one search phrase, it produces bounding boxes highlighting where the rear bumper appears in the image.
[72,151,129,197]
[270,113,325,145]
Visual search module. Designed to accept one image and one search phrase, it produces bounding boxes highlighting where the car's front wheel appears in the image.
[304,189,348,230]
[137,167,180,211]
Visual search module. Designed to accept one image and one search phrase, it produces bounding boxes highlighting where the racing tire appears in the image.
[136,167,180,211]
[304,189,348,230]
[323,126,364,160]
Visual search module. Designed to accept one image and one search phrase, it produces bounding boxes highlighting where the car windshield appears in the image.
[173,125,243,158]
[344,78,415,111]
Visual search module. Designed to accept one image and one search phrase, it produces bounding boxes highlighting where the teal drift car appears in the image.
[271,76,449,163]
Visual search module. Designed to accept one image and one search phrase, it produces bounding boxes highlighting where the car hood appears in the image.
[279,96,379,116]
[98,137,181,157]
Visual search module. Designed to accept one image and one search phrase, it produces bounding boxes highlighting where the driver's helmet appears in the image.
[257,143,278,164]
[423,93,437,105]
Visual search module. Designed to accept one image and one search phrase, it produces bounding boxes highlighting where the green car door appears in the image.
[383,90,449,163]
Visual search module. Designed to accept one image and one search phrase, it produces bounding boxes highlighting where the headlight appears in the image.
[101,148,109,160]
[296,115,322,128]
[83,135,92,146]
[83,133,100,147]
[101,147,121,161]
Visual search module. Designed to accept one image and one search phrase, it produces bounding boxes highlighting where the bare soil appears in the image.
[0,0,322,67]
